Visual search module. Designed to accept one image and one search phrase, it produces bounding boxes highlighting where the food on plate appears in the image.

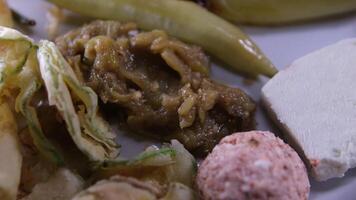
[20,139,196,200]
[0,103,22,200]
[205,0,356,25]
[262,39,356,181]
[47,0,278,78]
[20,168,84,200]
[46,5,64,39]
[73,176,161,200]
[0,0,13,27]
[18,139,196,200]
[196,131,310,200]
[0,27,119,164]
[0,26,122,199]
[72,176,196,200]
[0,26,197,199]
[78,140,198,200]
[93,140,197,188]
[55,20,256,155]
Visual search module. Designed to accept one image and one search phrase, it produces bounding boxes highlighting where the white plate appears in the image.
[8,0,356,199]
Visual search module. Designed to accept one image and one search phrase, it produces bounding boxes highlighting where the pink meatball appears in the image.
[196,131,310,200]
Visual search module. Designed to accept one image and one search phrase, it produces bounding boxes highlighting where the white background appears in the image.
[8,0,356,199]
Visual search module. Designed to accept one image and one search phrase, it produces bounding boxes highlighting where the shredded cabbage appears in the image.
[15,48,64,165]
[0,102,22,200]
[93,140,197,188]
[161,183,196,200]
[0,27,33,92]
[163,140,197,187]
[0,27,120,199]
[37,40,119,161]
[72,177,196,200]
[0,38,65,166]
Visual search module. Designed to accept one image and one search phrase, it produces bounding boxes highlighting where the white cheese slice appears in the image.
[262,39,356,181]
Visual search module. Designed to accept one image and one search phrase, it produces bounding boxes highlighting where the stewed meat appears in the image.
[55,21,255,155]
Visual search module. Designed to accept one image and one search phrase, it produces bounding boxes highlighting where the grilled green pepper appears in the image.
[207,0,356,25]
[46,0,277,77]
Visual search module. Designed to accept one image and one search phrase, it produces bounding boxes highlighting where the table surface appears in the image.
[8,1,356,199]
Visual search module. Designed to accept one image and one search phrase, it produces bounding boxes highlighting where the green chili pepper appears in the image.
[46,0,277,77]
[207,0,356,25]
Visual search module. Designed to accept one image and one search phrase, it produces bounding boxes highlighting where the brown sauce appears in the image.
[55,21,256,155]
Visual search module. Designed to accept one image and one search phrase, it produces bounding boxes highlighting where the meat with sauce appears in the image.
[55,20,256,155]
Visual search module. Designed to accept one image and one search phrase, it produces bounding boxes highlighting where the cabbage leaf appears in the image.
[0,26,33,92]
[93,140,197,187]
[37,40,119,161]
[0,102,22,200]
[15,48,64,165]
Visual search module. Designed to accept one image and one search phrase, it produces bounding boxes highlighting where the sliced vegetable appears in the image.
[46,0,277,77]
[93,140,197,187]
[0,0,13,27]
[46,5,64,39]
[73,176,196,200]
[37,40,119,161]
[93,146,176,181]
[16,81,64,165]
[162,140,197,187]
[72,176,161,200]
[129,146,176,167]
[0,26,33,41]
[0,27,33,92]
[23,168,84,200]
[15,48,64,165]
[0,102,22,200]
[161,183,196,200]
[207,0,356,25]
[0,27,63,165]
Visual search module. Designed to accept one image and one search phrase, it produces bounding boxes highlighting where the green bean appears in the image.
[207,0,356,25]
[46,0,277,77]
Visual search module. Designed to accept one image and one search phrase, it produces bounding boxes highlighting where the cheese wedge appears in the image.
[262,39,356,181]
